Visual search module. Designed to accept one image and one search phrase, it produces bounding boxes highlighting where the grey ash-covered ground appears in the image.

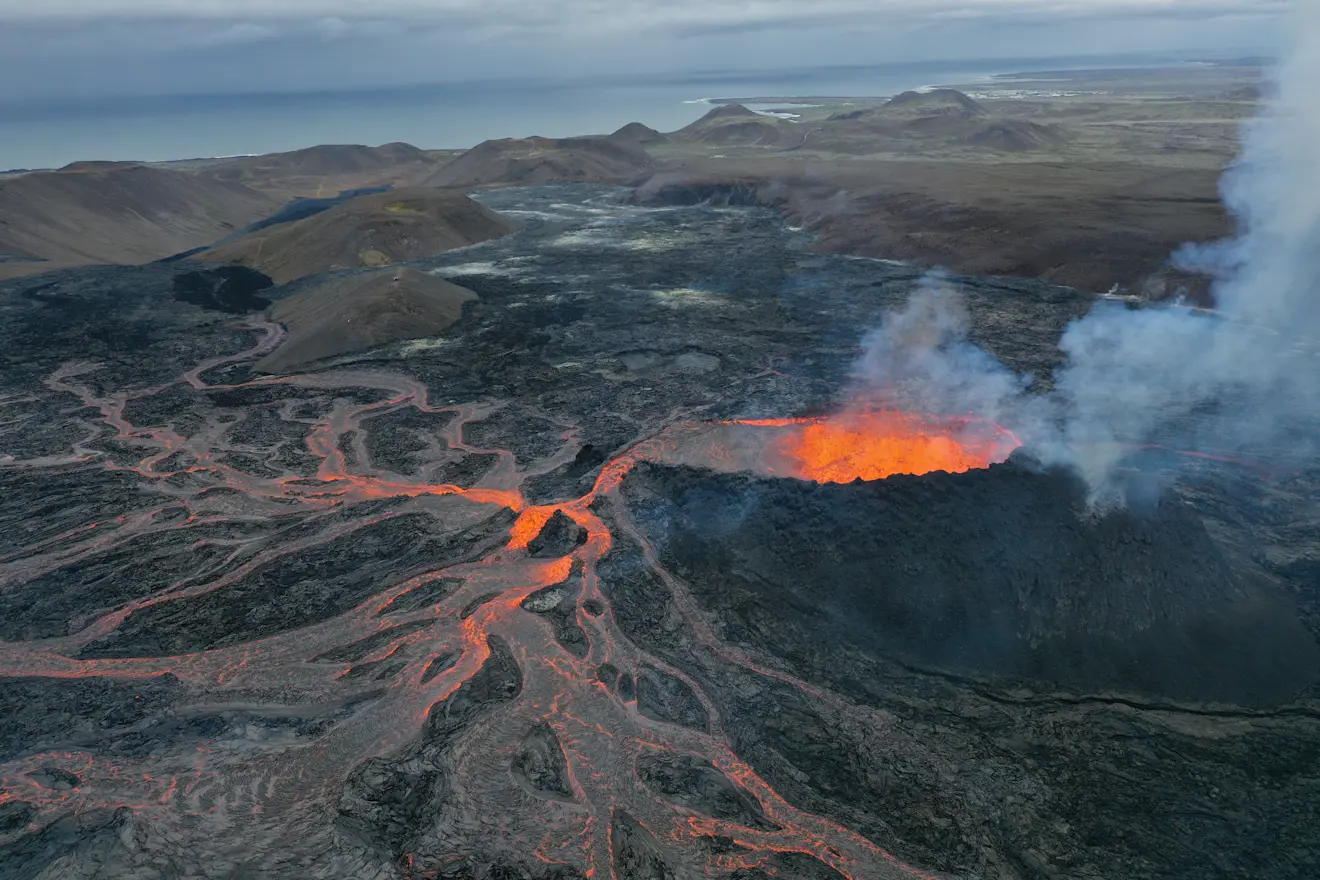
[0,184,1317,879]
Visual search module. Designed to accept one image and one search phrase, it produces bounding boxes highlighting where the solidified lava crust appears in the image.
[1,185,1318,880]
[622,457,1320,706]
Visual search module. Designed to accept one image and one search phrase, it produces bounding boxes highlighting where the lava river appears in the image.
[0,319,999,879]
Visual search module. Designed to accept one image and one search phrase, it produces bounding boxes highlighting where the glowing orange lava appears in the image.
[0,329,979,879]
[767,410,1021,483]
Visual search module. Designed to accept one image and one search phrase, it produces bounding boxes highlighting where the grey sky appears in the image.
[0,0,1287,101]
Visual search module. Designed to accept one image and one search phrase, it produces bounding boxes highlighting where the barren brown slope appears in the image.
[197,188,515,284]
[610,122,668,145]
[256,267,478,373]
[686,118,802,148]
[422,137,655,187]
[803,91,1073,156]
[875,88,989,118]
[196,143,442,200]
[633,159,1229,294]
[0,163,277,279]
[672,104,802,148]
[681,104,761,127]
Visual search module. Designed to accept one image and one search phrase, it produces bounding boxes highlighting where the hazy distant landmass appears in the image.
[0,53,1238,171]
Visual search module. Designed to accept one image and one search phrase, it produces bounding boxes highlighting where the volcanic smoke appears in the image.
[845,6,1319,500]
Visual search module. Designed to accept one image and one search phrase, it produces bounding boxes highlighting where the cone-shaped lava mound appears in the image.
[622,452,1320,707]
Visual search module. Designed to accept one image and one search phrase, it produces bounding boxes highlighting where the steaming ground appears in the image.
[1,185,1319,878]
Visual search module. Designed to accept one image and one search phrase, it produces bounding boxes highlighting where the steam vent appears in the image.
[623,452,1320,707]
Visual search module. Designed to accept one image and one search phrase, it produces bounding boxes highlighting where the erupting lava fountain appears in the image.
[682,408,1023,484]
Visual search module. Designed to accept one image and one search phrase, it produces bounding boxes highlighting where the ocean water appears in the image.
[0,55,1194,170]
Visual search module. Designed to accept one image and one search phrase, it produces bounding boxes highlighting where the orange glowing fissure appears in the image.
[753,410,1022,483]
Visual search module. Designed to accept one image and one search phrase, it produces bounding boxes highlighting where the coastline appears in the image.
[0,53,1204,170]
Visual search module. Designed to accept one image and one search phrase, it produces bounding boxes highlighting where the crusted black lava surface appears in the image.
[172,265,275,314]
[622,455,1320,706]
[0,184,1317,880]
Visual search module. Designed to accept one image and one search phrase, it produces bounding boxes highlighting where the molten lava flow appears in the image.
[0,327,946,880]
[768,410,1020,483]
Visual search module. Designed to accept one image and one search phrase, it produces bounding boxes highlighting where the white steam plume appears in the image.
[855,6,1319,501]
[854,273,1032,429]
[1052,2,1319,493]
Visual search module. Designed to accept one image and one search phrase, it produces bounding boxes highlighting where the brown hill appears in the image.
[674,104,800,148]
[833,89,989,122]
[197,143,442,199]
[883,88,989,117]
[676,104,760,134]
[256,267,477,373]
[0,163,276,280]
[610,122,668,145]
[689,119,800,148]
[421,137,655,188]
[688,104,760,124]
[196,188,515,284]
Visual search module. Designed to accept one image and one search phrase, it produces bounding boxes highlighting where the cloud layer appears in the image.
[0,0,1291,32]
[0,1,1286,109]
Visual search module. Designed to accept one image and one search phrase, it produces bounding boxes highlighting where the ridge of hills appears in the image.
[421,136,655,188]
[196,142,444,200]
[673,103,803,148]
[821,88,1069,153]
[672,93,1057,154]
[206,143,429,180]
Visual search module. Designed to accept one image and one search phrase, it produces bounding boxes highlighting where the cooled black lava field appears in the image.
[1,185,1318,879]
